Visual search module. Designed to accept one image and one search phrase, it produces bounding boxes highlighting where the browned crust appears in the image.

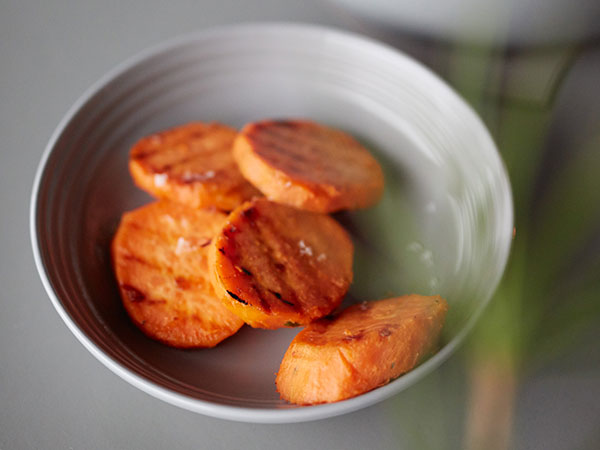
[276,295,448,404]
[111,201,244,348]
[209,198,354,329]
[129,122,260,210]
[233,119,384,213]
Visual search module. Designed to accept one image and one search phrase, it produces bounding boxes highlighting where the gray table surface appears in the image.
[2,1,599,449]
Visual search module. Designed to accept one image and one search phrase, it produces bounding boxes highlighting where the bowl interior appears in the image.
[32,24,512,422]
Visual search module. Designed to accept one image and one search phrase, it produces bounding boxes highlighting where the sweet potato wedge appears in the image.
[129,122,260,210]
[112,201,244,348]
[276,294,448,404]
[233,119,384,213]
[209,198,354,329]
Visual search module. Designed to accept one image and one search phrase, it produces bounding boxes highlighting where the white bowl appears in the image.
[30,23,513,423]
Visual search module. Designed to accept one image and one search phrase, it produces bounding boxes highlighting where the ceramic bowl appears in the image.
[30,23,513,423]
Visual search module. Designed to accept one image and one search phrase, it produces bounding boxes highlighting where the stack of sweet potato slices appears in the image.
[112,118,447,404]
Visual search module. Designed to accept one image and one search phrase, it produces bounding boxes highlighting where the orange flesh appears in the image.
[209,198,354,329]
[276,295,448,404]
[112,201,244,348]
[233,119,384,213]
[129,122,260,210]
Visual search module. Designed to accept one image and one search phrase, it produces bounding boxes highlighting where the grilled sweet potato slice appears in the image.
[276,295,448,405]
[209,198,354,329]
[233,119,384,213]
[129,122,260,210]
[112,201,244,348]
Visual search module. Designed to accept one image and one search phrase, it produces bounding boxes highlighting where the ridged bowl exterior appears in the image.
[30,23,512,423]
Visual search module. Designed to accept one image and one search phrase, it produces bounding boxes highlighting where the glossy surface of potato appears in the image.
[276,295,448,404]
[130,122,259,210]
[234,119,384,213]
[112,201,244,348]
[210,198,354,329]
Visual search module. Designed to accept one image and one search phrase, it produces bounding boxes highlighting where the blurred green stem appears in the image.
[464,355,516,450]
[447,43,577,450]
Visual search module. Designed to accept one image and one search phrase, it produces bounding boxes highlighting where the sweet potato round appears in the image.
[112,201,244,348]
[233,119,384,213]
[209,198,354,329]
[129,122,259,210]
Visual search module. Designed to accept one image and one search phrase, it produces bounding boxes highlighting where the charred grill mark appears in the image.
[271,290,282,299]
[275,120,301,129]
[132,133,169,159]
[279,298,295,307]
[269,290,296,308]
[234,265,253,276]
[188,128,209,139]
[199,238,212,248]
[236,203,303,315]
[241,206,256,219]
[146,298,167,305]
[226,290,248,305]
[259,123,325,153]
[246,282,271,313]
[281,149,309,163]
[258,139,310,163]
[154,143,224,174]
[253,133,311,164]
[160,153,200,173]
[250,212,309,314]
[253,121,271,131]
[133,147,161,160]
[121,284,146,303]
[121,284,165,305]
[258,296,272,312]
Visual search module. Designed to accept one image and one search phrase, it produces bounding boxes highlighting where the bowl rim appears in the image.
[29,21,514,423]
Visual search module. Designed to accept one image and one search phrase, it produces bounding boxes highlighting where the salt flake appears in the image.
[298,240,313,256]
[182,170,215,182]
[154,173,168,187]
[175,237,192,255]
